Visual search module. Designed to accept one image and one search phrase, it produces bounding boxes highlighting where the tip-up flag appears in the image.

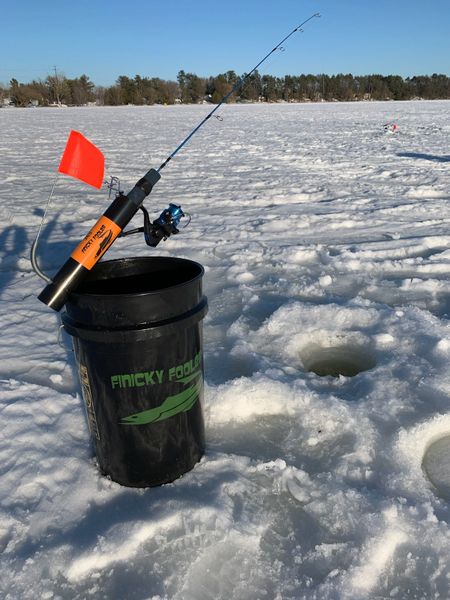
[58,130,105,189]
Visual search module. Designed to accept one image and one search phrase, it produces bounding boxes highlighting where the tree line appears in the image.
[2,71,450,107]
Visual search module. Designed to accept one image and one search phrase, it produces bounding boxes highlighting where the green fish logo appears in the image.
[120,371,202,426]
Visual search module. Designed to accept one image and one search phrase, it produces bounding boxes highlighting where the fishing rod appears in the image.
[37,13,321,311]
[156,12,320,173]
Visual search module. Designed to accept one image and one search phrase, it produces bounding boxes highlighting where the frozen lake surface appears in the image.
[1,100,450,599]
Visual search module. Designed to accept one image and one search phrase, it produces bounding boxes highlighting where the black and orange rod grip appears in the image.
[38,168,161,311]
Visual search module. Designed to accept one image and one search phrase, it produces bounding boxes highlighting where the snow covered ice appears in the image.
[1,100,450,599]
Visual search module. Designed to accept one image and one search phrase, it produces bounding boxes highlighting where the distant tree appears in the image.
[261,75,280,102]
[365,75,390,100]
[139,76,157,104]
[28,79,50,105]
[4,70,450,107]
[154,79,178,104]
[355,75,370,100]
[9,78,35,106]
[210,74,234,103]
[117,75,136,104]
[225,70,239,87]
[9,79,21,105]
[95,86,106,105]
[408,75,426,98]
[133,75,149,105]
[239,70,262,101]
[177,70,187,99]
[177,70,206,103]
[385,75,408,100]
[295,74,316,101]
[103,85,123,105]
[331,73,354,101]
[282,75,293,101]
[67,74,95,105]
[45,73,71,104]
[429,73,450,98]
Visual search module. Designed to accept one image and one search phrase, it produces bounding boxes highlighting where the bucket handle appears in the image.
[58,323,73,352]
[30,177,56,283]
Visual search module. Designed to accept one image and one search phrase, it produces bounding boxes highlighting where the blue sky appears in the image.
[2,0,449,87]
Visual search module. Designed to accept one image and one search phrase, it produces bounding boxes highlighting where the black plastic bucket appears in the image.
[62,256,207,487]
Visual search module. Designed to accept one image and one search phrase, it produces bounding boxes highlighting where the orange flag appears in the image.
[58,130,105,189]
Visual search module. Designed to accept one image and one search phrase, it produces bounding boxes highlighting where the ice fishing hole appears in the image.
[300,344,376,378]
[422,435,450,501]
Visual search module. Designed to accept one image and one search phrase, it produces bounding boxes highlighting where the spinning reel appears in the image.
[120,200,190,247]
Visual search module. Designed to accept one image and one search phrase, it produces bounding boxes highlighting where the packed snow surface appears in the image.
[1,101,450,599]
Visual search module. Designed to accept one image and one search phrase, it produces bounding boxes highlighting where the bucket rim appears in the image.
[69,255,205,300]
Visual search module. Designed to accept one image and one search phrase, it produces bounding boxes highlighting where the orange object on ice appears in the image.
[58,130,105,189]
